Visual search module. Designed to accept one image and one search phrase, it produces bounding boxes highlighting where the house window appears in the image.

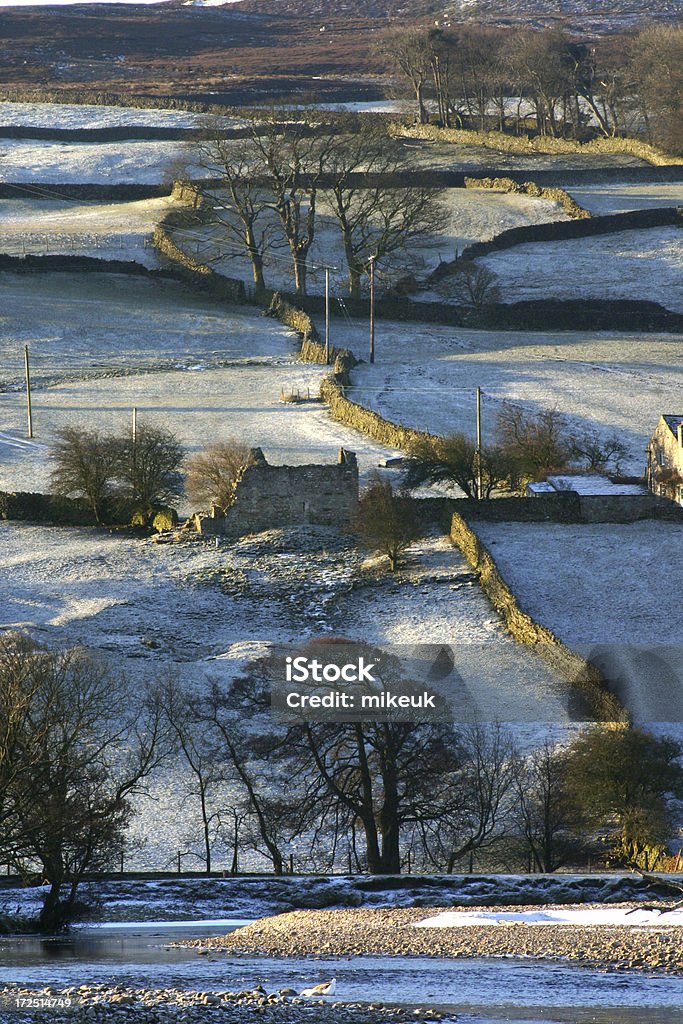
[656,448,665,466]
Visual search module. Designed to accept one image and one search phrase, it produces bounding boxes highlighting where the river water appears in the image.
[2,922,683,1024]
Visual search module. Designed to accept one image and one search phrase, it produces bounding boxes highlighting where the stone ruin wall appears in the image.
[195,448,359,538]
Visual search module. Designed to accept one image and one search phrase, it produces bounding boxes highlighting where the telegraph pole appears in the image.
[24,345,33,439]
[476,386,483,500]
[325,267,330,364]
[132,406,138,443]
[368,256,376,364]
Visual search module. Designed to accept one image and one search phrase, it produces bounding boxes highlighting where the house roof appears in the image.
[662,415,683,436]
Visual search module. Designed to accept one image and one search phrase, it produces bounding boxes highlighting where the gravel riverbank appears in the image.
[0,984,449,1023]
[191,906,683,974]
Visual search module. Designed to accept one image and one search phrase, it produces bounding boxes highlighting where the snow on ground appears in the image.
[470,520,683,724]
[0,273,398,496]
[415,906,683,928]
[470,521,683,647]
[0,139,193,184]
[172,187,568,297]
[335,535,576,725]
[0,196,177,264]
[0,874,674,925]
[0,101,228,130]
[478,227,683,312]
[0,523,574,868]
[0,274,580,867]
[341,320,683,476]
[566,183,683,216]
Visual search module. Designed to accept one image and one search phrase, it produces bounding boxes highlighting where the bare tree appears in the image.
[379,28,433,124]
[0,633,167,930]
[118,421,185,511]
[435,261,500,308]
[495,405,571,490]
[418,723,516,873]
[568,429,627,475]
[161,679,225,874]
[50,427,119,525]
[510,739,578,873]
[50,422,185,525]
[199,669,295,875]
[192,131,273,292]
[354,476,421,571]
[325,124,441,300]
[507,30,576,138]
[279,641,461,874]
[247,111,342,295]
[403,433,507,500]
[630,25,683,155]
[185,440,256,511]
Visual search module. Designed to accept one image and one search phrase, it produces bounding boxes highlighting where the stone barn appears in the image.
[193,448,359,538]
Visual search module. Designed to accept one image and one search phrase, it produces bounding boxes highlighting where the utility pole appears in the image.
[368,256,376,364]
[476,386,483,500]
[325,267,330,364]
[24,345,33,439]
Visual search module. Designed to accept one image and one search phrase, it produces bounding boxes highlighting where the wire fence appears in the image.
[0,232,154,255]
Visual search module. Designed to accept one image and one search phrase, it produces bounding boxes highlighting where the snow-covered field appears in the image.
[566,183,683,216]
[478,227,683,312]
[0,139,192,184]
[343,321,683,475]
[0,273,397,495]
[0,196,176,263]
[470,520,683,724]
[0,101,224,130]
[0,521,574,869]
[171,187,568,297]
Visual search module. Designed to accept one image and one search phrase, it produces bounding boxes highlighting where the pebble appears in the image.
[0,984,451,1024]
[189,904,683,975]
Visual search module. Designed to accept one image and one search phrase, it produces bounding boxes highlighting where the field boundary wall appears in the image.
[448,510,627,722]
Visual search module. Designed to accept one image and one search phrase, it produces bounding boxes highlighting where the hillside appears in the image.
[0,0,680,103]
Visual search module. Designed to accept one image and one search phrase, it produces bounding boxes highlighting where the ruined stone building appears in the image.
[193,448,359,538]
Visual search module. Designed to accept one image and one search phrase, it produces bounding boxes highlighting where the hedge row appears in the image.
[395,123,680,167]
[449,510,627,723]
[464,176,590,220]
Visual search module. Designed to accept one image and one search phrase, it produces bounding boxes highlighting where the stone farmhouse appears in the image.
[647,415,683,505]
[193,448,359,538]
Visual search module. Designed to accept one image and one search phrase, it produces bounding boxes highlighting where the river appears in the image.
[2,921,683,1024]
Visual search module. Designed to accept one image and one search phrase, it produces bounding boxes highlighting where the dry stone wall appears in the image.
[449,510,627,722]
[195,448,359,538]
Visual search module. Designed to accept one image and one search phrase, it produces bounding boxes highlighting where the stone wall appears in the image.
[449,509,627,722]
[0,490,94,525]
[464,176,590,219]
[456,206,682,264]
[194,448,359,538]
